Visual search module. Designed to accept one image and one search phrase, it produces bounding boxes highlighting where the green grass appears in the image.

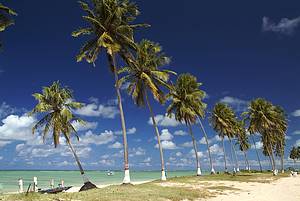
[0,172,289,201]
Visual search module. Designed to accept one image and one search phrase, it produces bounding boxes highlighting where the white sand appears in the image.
[207,175,300,201]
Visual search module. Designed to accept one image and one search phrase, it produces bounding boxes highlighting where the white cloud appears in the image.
[292,109,300,117]
[108,141,123,149]
[114,127,137,135]
[0,156,2,160]
[296,139,300,147]
[155,141,178,150]
[210,144,223,155]
[74,103,119,119]
[174,130,188,136]
[262,16,300,35]
[0,114,36,141]
[188,149,204,158]
[158,129,173,141]
[79,130,116,146]
[180,141,193,148]
[72,121,98,131]
[148,114,181,127]
[129,147,146,157]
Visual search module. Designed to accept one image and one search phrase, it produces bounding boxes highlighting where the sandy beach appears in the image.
[206,175,300,201]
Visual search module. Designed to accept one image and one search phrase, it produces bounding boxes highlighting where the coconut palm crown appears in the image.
[72,0,148,65]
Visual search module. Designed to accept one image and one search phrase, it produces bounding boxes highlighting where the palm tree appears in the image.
[235,120,251,171]
[290,146,299,170]
[73,0,147,184]
[211,103,236,173]
[0,3,17,48]
[30,81,96,191]
[167,73,206,176]
[243,98,285,175]
[118,40,174,180]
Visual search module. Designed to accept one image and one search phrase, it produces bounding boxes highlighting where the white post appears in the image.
[33,177,38,192]
[61,180,64,187]
[123,169,131,184]
[50,179,54,189]
[197,167,202,176]
[18,178,24,193]
[161,170,167,181]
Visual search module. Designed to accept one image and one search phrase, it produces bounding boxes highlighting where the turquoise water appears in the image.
[0,170,195,193]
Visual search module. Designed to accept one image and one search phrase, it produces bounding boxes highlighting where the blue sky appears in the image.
[0,0,300,171]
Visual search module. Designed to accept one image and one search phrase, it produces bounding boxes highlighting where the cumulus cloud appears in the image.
[188,149,204,158]
[155,141,178,150]
[262,16,300,35]
[199,137,211,145]
[291,109,300,117]
[174,130,188,136]
[0,156,3,160]
[129,147,146,156]
[158,129,173,141]
[79,130,116,146]
[148,114,181,127]
[0,114,36,141]
[143,157,151,163]
[74,102,119,119]
[175,152,183,157]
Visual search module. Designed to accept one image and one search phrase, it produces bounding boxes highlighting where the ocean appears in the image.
[0,170,195,193]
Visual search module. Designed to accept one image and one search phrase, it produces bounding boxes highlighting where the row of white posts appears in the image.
[18,177,64,193]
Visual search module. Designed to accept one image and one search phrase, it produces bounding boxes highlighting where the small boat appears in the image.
[106,171,114,176]
[39,186,72,194]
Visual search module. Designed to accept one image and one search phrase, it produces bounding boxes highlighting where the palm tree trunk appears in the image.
[229,138,240,172]
[221,137,228,173]
[243,151,250,172]
[266,145,275,174]
[109,53,130,184]
[251,135,263,172]
[270,149,277,175]
[65,137,96,191]
[197,116,215,174]
[229,138,236,173]
[145,93,166,180]
[187,122,201,176]
[280,141,284,173]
